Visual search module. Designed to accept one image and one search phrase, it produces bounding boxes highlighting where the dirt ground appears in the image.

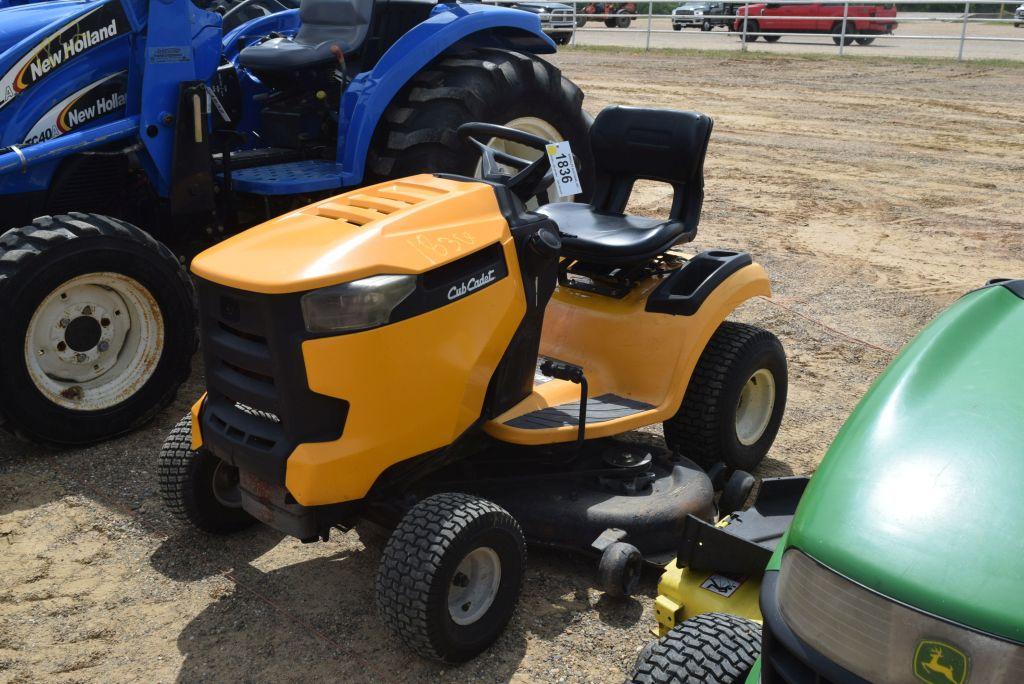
[2,51,1022,683]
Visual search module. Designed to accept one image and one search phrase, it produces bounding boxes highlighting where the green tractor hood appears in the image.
[785,280,1024,643]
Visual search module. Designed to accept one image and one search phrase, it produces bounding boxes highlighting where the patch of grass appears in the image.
[560,43,1024,68]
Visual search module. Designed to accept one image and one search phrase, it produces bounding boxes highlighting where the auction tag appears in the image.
[545,140,582,198]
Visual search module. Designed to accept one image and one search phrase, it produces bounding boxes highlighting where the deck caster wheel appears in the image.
[375,493,526,663]
[159,414,255,534]
[599,541,643,598]
[718,469,755,517]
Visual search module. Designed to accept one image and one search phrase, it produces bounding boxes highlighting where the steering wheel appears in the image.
[457,122,556,205]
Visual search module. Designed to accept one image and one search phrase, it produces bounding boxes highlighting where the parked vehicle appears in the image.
[671,1,738,31]
[577,1,637,27]
[488,0,577,44]
[0,0,592,446]
[631,278,1024,684]
[1015,3,1023,26]
[734,1,897,44]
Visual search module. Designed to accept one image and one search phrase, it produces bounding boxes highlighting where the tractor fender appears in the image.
[336,2,556,186]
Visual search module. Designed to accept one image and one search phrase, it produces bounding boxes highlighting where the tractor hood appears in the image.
[0,1,94,51]
[785,281,1024,643]
[191,175,512,295]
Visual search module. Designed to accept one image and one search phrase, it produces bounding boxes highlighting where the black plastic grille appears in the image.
[196,278,347,484]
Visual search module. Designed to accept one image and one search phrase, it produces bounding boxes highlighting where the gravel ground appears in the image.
[1,51,1022,683]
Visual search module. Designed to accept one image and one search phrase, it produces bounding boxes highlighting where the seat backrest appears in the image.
[297,0,374,47]
[588,106,713,234]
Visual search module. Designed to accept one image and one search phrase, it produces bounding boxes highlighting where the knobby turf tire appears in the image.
[630,613,762,684]
[159,414,255,534]
[0,212,196,446]
[367,48,594,200]
[375,492,527,663]
[663,321,787,472]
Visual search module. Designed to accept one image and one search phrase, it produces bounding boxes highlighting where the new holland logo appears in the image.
[23,72,127,145]
[0,0,128,110]
[447,269,497,301]
[914,640,969,684]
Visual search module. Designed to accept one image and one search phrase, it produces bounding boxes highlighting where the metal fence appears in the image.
[487,0,1024,61]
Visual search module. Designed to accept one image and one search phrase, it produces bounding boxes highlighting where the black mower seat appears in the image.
[238,0,372,72]
[539,106,713,266]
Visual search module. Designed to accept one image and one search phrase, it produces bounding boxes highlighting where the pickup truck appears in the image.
[1015,3,1023,27]
[671,2,740,30]
[733,2,898,45]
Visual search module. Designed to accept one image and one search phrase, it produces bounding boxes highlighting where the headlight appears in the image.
[538,12,550,19]
[778,549,1024,683]
[300,274,416,333]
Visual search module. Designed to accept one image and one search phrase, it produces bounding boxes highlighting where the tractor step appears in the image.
[223,160,343,195]
[505,394,654,430]
[212,147,308,172]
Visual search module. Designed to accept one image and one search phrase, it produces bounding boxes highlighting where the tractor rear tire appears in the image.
[630,613,762,684]
[663,322,787,473]
[0,213,196,446]
[159,414,255,534]
[368,48,594,202]
[376,492,527,663]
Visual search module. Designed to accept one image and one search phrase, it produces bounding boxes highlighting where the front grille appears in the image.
[196,278,347,484]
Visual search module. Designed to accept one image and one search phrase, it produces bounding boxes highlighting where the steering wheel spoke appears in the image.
[458,122,558,204]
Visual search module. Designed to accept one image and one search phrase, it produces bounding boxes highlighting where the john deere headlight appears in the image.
[300,274,416,333]
[777,549,1024,682]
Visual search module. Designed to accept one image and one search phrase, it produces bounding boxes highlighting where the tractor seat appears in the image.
[538,106,713,266]
[238,0,372,73]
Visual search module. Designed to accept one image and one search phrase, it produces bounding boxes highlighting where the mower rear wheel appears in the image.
[630,613,762,684]
[368,48,594,203]
[159,414,255,534]
[0,213,196,446]
[376,492,526,663]
[664,322,787,473]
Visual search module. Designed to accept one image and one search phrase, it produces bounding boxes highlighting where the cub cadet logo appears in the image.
[0,1,128,110]
[447,269,497,301]
[914,640,969,684]
[23,72,127,145]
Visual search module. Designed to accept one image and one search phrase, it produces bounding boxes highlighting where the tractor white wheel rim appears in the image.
[24,272,164,411]
[448,546,502,626]
[475,116,569,207]
[735,368,776,446]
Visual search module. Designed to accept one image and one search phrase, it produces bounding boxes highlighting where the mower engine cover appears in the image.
[190,174,557,511]
[756,280,1024,684]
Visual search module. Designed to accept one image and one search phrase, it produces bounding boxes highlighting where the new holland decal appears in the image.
[23,71,128,145]
[0,0,129,110]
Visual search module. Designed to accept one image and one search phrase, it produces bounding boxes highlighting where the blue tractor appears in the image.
[0,0,592,446]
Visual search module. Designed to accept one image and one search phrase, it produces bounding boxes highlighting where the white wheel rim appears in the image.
[448,546,502,626]
[474,116,570,207]
[24,272,164,411]
[735,368,776,446]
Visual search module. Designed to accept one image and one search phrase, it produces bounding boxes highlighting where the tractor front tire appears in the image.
[630,613,762,684]
[376,492,527,663]
[159,414,255,534]
[0,213,196,446]
[664,322,787,473]
[368,48,594,202]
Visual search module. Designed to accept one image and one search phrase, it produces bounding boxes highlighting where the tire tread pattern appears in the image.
[630,612,762,684]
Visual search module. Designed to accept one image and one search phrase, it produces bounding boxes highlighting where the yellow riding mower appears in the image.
[159,106,788,662]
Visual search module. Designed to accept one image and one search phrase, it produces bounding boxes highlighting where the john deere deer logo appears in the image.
[914,640,969,684]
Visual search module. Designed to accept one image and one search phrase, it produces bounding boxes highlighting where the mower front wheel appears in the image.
[159,414,255,534]
[630,612,762,684]
[599,541,643,598]
[664,322,787,473]
[376,492,527,663]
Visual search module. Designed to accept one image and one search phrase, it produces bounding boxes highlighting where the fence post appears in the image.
[571,0,578,45]
[839,1,849,56]
[646,0,654,50]
[958,0,970,61]
[741,2,749,51]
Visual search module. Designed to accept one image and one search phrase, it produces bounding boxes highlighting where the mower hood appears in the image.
[191,175,511,294]
[784,281,1024,643]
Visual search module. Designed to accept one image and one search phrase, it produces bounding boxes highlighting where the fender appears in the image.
[336,2,556,186]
